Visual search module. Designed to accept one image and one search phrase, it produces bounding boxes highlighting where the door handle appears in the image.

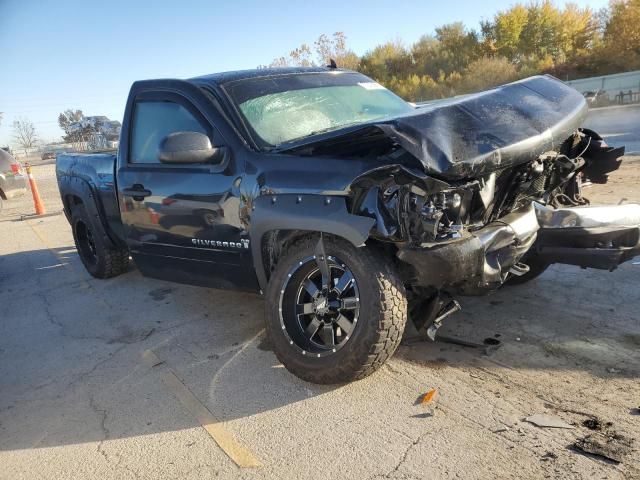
[122,185,152,201]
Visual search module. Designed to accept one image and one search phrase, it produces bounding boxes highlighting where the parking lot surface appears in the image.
[585,104,640,154]
[1,159,639,479]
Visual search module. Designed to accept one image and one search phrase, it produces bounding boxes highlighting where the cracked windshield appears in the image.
[229,73,412,146]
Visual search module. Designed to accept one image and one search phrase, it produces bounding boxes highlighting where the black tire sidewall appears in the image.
[265,236,404,383]
[71,204,108,277]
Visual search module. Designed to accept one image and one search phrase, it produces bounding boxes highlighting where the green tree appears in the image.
[263,1,638,101]
[433,23,480,74]
[359,41,411,83]
[518,1,563,63]
[559,3,597,57]
[482,4,529,61]
[58,109,84,142]
[597,0,640,72]
[458,56,519,93]
[410,34,440,76]
[480,2,601,78]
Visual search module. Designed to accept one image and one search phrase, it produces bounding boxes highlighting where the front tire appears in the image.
[70,203,130,279]
[265,236,407,384]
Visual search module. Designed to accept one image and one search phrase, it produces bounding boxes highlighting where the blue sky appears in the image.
[0,0,610,145]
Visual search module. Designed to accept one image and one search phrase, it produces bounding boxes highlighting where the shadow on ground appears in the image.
[0,245,638,452]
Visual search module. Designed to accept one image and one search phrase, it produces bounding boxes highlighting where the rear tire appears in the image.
[265,235,407,384]
[70,203,129,279]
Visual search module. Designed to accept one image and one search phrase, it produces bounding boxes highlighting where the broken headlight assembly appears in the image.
[410,187,471,243]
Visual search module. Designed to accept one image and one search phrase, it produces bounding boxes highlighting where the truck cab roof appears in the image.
[189,66,352,87]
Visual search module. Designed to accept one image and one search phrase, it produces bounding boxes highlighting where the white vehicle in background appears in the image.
[0,148,27,212]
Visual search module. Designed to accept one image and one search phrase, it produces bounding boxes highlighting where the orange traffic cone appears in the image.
[149,207,160,224]
[25,163,46,215]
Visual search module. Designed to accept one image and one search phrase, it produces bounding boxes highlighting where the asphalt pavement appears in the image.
[0,141,639,479]
[585,104,640,154]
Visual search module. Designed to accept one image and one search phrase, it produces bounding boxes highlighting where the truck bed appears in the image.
[56,152,124,243]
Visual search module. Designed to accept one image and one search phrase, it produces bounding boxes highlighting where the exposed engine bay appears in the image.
[348,127,635,294]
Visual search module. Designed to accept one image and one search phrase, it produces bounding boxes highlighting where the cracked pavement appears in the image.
[0,161,639,479]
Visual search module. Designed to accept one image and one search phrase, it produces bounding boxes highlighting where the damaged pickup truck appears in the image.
[57,67,640,384]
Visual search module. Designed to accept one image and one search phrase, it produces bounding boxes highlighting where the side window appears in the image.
[130,101,208,164]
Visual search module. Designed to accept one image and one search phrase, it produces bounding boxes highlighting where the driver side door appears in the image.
[117,88,258,292]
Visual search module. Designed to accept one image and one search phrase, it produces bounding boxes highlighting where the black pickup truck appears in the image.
[57,67,640,384]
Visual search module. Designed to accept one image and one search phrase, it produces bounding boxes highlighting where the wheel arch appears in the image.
[58,175,122,250]
[249,194,375,292]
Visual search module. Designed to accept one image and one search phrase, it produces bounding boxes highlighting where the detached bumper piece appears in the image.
[398,204,540,294]
[533,203,640,270]
[398,203,640,294]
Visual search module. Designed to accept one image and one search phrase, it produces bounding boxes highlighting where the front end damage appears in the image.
[347,141,639,297]
[277,74,639,338]
[397,204,540,294]
[533,203,640,270]
[382,177,640,342]
[396,202,640,293]
[332,76,639,296]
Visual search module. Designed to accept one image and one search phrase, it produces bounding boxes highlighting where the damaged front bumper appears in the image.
[397,204,540,294]
[532,203,640,270]
[397,203,640,293]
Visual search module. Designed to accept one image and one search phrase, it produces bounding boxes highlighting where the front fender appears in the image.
[249,194,375,291]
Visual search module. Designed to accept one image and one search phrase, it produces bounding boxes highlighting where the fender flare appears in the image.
[58,175,122,249]
[249,194,375,291]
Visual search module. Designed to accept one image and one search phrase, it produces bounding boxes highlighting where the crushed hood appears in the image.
[280,75,588,180]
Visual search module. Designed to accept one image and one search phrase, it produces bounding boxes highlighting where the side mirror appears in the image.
[158,131,225,164]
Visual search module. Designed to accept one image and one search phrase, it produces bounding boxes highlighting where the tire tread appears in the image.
[265,235,407,384]
[71,203,130,279]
